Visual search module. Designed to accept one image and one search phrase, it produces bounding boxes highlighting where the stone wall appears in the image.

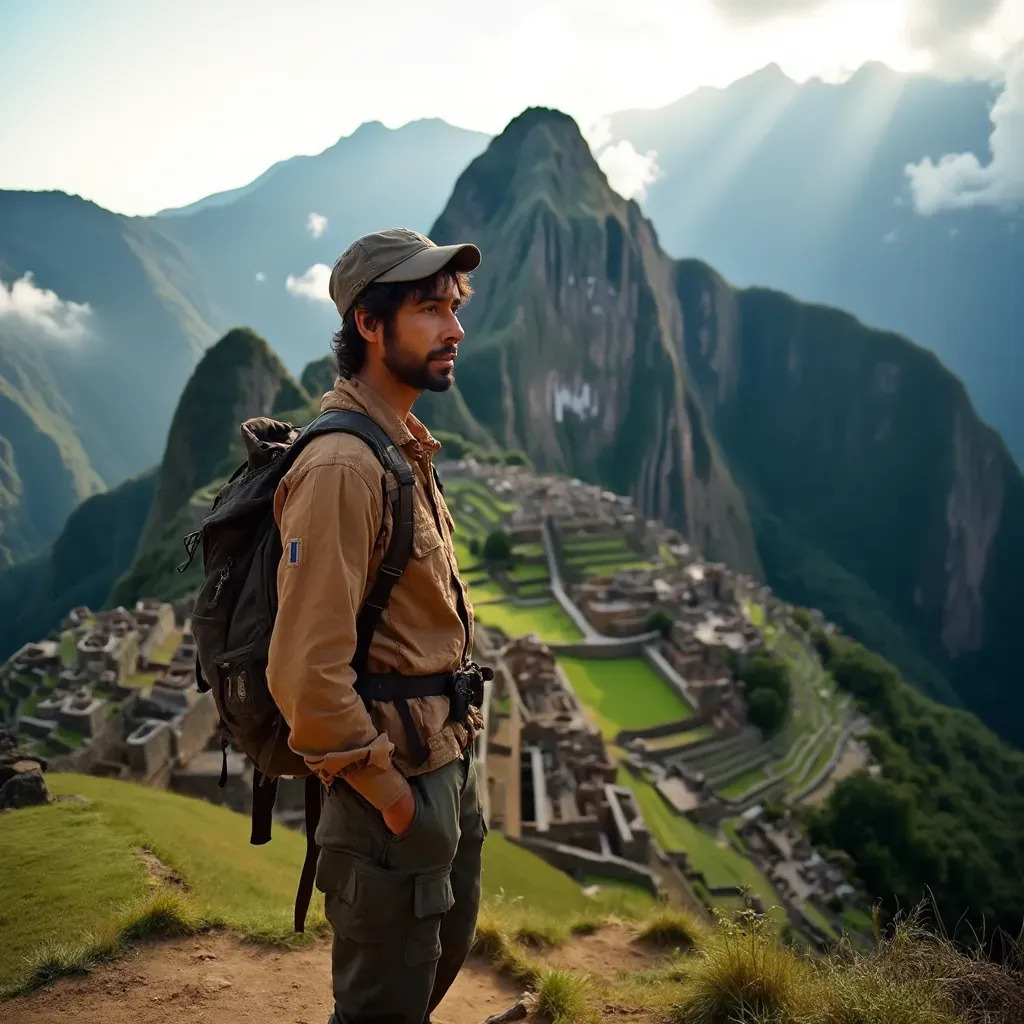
[513,835,660,895]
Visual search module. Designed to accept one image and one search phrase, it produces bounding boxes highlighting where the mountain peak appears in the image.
[431,106,609,242]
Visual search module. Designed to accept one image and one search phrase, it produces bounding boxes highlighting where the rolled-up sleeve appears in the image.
[266,459,410,811]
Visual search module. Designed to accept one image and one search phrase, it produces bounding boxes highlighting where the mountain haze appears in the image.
[426,106,1024,745]
[608,62,1024,466]
[0,189,225,560]
[154,119,490,375]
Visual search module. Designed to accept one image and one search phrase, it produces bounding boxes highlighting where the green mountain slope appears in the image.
[109,328,310,606]
[0,189,226,563]
[675,262,1024,739]
[428,107,762,576]
[0,468,157,661]
[426,106,1024,745]
[0,332,104,564]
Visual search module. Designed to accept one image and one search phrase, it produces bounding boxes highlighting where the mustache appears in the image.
[429,346,457,360]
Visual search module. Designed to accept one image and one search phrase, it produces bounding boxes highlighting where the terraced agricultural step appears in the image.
[705,746,776,788]
[676,729,763,770]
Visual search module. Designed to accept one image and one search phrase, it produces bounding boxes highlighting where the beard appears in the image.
[382,328,455,393]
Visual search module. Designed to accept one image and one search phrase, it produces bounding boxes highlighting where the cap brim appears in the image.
[375,242,481,284]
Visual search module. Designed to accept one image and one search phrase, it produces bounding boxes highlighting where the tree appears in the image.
[743,651,792,705]
[747,687,786,735]
[482,530,512,563]
[468,537,480,556]
[644,608,674,637]
[504,450,529,467]
[791,607,812,632]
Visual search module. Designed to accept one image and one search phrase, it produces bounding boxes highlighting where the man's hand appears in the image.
[381,785,416,837]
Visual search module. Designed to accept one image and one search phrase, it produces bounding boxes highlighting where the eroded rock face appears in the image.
[430,107,762,577]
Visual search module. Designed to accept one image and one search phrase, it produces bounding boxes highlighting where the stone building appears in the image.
[500,636,652,877]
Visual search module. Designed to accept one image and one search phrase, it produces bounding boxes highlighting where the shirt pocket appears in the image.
[412,501,443,559]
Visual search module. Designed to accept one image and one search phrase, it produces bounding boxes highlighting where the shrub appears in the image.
[482,530,512,563]
[747,687,787,735]
[644,608,675,637]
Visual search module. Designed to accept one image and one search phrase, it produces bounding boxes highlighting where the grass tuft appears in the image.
[10,890,209,999]
[638,907,710,951]
[536,968,595,1024]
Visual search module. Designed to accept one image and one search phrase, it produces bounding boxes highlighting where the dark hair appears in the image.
[331,268,474,379]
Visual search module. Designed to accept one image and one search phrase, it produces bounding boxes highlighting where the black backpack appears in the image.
[178,409,415,932]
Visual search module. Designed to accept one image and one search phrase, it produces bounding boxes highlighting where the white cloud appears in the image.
[255,271,266,282]
[905,47,1024,213]
[285,263,332,302]
[306,212,328,239]
[596,139,663,200]
[0,272,92,342]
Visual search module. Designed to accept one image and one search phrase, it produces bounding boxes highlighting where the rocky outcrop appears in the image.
[0,728,50,810]
[109,328,311,607]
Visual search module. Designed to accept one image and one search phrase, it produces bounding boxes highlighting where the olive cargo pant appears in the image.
[315,749,486,1024]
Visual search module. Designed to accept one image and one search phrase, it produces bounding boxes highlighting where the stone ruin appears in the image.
[501,636,652,869]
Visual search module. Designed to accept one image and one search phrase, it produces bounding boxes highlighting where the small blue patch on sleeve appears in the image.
[288,539,300,565]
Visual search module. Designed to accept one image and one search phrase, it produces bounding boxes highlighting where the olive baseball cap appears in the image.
[328,227,481,318]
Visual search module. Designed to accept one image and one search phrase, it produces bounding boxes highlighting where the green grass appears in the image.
[841,906,876,937]
[122,671,160,690]
[53,726,85,749]
[0,797,152,993]
[474,601,582,644]
[559,656,693,739]
[505,562,550,582]
[512,542,546,558]
[618,770,783,920]
[466,578,508,604]
[641,725,716,751]
[800,900,839,940]
[0,775,631,997]
[582,559,656,576]
[717,767,769,801]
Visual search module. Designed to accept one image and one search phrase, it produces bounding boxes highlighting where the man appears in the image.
[266,228,487,1024]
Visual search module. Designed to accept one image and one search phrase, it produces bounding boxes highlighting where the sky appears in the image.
[0,0,1021,216]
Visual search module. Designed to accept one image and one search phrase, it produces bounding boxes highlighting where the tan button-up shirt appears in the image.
[266,376,477,812]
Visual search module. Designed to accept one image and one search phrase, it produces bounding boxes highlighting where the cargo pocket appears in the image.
[316,849,411,945]
[406,866,454,965]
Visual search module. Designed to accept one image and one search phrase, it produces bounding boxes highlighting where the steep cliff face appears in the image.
[111,327,309,605]
[429,108,761,575]
[0,469,158,663]
[0,335,104,565]
[675,260,1024,737]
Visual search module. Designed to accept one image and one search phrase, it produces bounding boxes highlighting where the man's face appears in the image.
[381,276,465,393]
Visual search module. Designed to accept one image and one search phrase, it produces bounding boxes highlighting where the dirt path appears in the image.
[4,923,667,1024]
[3,931,521,1024]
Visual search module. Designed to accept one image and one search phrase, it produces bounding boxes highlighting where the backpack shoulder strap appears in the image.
[281,409,416,935]
[285,409,415,676]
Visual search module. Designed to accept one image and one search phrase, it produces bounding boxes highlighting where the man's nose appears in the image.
[446,310,465,344]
